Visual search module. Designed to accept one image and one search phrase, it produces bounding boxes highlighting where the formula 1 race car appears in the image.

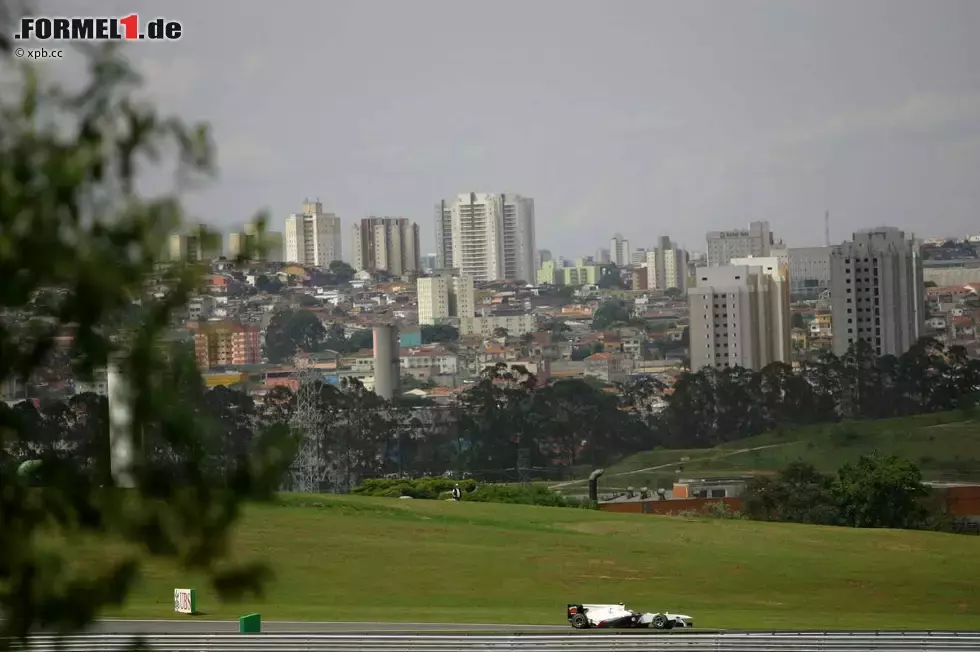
[567,603,694,630]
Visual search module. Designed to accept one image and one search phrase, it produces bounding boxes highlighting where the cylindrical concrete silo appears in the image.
[372,325,401,400]
[106,361,135,488]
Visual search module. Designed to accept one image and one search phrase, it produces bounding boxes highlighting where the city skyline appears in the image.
[97,0,980,257]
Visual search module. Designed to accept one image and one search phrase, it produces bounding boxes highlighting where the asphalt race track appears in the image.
[85,619,570,634]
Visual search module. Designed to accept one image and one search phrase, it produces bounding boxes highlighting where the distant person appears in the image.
[451,484,462,501]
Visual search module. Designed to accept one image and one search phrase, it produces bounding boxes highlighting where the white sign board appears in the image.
[173,588,197,614]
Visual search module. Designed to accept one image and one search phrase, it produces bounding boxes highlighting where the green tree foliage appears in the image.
[660,338,980,447]
[328,260,356,284]
[743,456,929,529]
[263,309,328,363]
[596,265,626,289]
[834,454,929,529]
[743,462,838,524]
[591,298,631,330]
[0,43,286,645]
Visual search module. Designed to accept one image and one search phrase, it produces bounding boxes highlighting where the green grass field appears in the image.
[101,493,980,629]
[553,410,980,493]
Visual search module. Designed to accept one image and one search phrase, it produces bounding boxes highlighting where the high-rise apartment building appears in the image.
[228,222,284,262]
[688,257,791,373]
[170,225,222,262]
[534,249,552,272]
[416,271,476,325]
[283,200,342,267]
[192,321,261,371]
[434,193,535,282]
[351,217,420,276]
[646,236,689,292]
[706,221,774,267]
[830,227,924,357]
[730,256,792,364]
[610,234,630,267]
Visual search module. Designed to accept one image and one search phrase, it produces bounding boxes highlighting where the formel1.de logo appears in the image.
[14,15,182,41]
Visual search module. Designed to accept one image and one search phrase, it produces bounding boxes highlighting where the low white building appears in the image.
[459,313,536,337]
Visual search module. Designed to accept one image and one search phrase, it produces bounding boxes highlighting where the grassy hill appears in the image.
[97,493,980,629]
[552,410,980,494]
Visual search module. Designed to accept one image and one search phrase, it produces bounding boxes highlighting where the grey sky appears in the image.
[41,0,980,257]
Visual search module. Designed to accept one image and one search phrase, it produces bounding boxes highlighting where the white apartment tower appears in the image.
[434,193,535,282]
[283,200,343,267]
[416,272,476,326]
[706,221,774,267]
[351,217,420,276]
[646,236,689,292]
[688,258,791,373]
[610,234,631,267]
[830,227,924,358]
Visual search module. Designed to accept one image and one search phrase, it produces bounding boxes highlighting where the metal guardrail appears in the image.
[8,632,980,652]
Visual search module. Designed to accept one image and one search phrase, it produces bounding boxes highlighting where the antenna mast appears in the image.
[824,211,830,246]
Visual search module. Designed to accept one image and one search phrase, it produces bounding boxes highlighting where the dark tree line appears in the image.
[7,337,980,489]
[659,337,980,449]
[264,309,375,363]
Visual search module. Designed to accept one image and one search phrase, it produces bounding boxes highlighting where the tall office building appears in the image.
[595,248,611,264]
[228,221,284,262]
[283,200,342,267]
[646,236,689,292]
[351,217,420,276]
[830,227,924,357]
[688,257,791,373]
[416,271,476,325]
[609,234,630,267]
[706,221,774,267]
[434,193,535,282]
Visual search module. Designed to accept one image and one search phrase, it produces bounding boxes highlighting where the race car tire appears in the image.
[651,614,669,629]
[571,614,590,629]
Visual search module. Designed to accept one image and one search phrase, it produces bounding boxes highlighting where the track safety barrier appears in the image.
[7,631,980,651]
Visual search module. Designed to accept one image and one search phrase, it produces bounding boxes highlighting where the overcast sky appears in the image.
[34,0,980,257]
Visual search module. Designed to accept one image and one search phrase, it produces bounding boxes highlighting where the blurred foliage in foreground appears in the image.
[0,43,288,647]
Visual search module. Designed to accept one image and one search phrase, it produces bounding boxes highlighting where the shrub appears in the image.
[701,500,745,519]
[463,484,570,507]
[353,477,478,499]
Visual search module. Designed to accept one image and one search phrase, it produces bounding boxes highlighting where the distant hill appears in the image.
[552,410,980,493]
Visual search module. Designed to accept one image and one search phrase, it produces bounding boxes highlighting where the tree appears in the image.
[328,260,356,284]
[743,461,838,525]
[254,274,284,294]
[833,454,929,529]
[597,265,626,289]
[263,309,328,363]
[455,363,542,477]
[330,378,395,491]
[0,40,285,645]
[591,299,630,331]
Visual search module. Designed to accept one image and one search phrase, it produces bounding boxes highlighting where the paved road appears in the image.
[84,619,569,634]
